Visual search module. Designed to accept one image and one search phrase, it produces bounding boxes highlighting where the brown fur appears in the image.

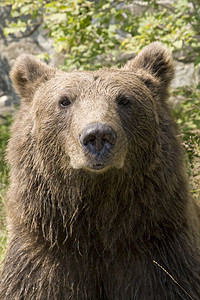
[0,42,200,299]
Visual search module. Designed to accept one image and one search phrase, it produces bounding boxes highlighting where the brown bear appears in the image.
[0,42,200,299]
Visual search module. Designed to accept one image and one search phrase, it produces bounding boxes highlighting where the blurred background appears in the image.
[0,0,200,262]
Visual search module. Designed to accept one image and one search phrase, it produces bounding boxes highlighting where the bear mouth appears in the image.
[84,162,111,172]
[92,163,105,170]
[84,153,113,172]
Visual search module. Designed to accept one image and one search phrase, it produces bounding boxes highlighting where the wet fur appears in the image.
[0,43,200,299]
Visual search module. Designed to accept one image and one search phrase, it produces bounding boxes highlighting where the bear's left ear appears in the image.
[123,42,174,89]
[10,54,56,102]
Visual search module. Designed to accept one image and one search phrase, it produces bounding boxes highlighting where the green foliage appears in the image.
[174,88,200,135]
[2,0,132,69]
[42,0,127,69]
[172,87,200,201]
[0,116,11,263]
[122,0,200,59]
[2,0,200,69]
[0,116,11,183]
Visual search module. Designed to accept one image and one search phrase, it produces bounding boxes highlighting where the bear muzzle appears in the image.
[79,123,117,170]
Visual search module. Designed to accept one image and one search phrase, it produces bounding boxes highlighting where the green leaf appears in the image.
[174,40,183,49]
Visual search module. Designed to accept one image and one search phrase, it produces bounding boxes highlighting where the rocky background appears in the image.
[0,3,200,115]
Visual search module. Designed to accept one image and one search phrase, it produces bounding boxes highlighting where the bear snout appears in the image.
[79,123,117,158]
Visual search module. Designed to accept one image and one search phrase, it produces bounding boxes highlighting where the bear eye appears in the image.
[59,96,71,107]
[116,95,131,107]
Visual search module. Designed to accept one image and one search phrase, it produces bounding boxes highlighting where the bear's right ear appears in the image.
[10,54,56,101]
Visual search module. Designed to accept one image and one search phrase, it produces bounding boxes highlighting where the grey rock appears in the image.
[171,62,200,88]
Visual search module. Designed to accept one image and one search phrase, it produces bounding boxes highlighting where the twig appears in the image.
[153,260,196,300]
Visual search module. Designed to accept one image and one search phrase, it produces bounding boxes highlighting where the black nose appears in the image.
[79,123,117,156]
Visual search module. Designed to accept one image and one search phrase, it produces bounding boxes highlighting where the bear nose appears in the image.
[79,123,117,156]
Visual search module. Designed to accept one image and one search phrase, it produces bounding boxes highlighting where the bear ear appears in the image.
[123,42,174,88]
[10,54,56,101]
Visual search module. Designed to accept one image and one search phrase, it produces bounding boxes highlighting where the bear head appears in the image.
[10,42,174,175]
